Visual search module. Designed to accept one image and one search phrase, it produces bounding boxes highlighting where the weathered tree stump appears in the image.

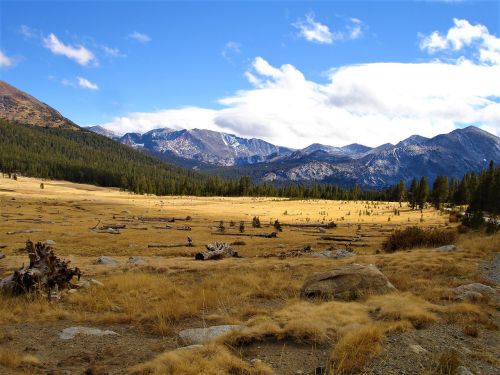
[0,240,81,297]
[195,242,239,260]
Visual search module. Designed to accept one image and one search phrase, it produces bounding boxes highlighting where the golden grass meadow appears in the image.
[0,176,498,374]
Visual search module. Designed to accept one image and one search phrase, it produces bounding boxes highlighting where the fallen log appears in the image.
[138,216,192,222]
[149,237,194,248]
[0,240,81,297]
[281,222,337,229]
[212,232,277,238]
[99,224,126,230]
[262,245,312,259]
[153,225,192,231]
[195,242,239,260]
[6,229,41,235]
[320,236,360,242]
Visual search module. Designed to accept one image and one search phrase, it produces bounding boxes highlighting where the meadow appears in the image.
[0,176,498,374]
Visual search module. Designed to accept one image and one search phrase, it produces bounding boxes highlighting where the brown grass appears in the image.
[329,323,385,374]
[0,350,40,368]
[384,226,456,252]
[129,343,273,375]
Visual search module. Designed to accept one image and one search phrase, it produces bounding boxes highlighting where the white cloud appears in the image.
[19,25,37,39]
[77,77,99,90]
[420,18,500,65]
[102,46,124,58]
[0,51,14,68]
[293,13,334,44]
[42,33,97,66]
[292,13,365,44]
[101,19,500,149]
[222,41,241,63]
[128,31,151,43]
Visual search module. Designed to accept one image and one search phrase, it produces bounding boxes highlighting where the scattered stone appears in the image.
[334,249,354,259]
[59,326,118,340]
[175,344,203,351]
[300,263,396,300]
[312,251,333,258]
[456,366,474,375]
[96,256,119,266]
[128,256,146,265]
[178,325,242,345]
[450,283,497,302]
[76,278,104,289]
[435,245,457,252]
[409,344,428,354]
[45,239,56,245]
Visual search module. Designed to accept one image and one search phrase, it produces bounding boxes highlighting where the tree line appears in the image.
[1,120,498,214]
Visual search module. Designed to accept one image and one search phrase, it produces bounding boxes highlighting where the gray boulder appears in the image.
[128,256,146,265]
[435,245,457,252]
[96,256,119,265]
[300,263,396,300]
[450,283,497,302]
[59,326,118,340]
[178,325,242,345]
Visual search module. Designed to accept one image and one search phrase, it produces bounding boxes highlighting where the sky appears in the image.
[1,0,499,148]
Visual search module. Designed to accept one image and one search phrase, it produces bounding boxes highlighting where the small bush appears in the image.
[435,349,461,375]
[463,325,479,337]
[461,211,485,230]
[383,226,456,252]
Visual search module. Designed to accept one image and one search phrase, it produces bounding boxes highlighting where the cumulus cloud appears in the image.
[292,13,365,44]
[101,19,500,148]
[77,77,99,90]
[128,31,151,43]
[43,33,97,66]
[0,51,14,68]
[420,18,500,65]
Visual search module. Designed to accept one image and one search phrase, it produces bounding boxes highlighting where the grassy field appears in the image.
[0,176,498,374]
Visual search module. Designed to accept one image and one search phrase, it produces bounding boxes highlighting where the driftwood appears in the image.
[263,245,312,259]
[100,224,126,230]
[320,236,360,242]
[195,242,239,260]
[282,222,337,229]
[0,240,81,297]
[212,232,277,238]
[148,237,194,248]
[153,225,192,231]
[138,216,192,222]
[6,229,41,235]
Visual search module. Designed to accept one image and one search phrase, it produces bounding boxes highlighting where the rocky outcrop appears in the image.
[300,264,396,300]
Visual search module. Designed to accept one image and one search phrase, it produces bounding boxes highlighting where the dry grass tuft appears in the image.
[367,293,441,328]
[384,226,456,252]
[329,323,385,375]
[129,343,273,375]
[0,350,40,368]
[434,349,461,375]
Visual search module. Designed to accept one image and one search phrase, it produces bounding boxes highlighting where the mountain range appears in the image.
[89,124,500,188]
[1,80,498,189]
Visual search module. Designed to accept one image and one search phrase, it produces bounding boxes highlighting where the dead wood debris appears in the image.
[195,242,239,260]
[6,228,41,235]
[148,237,194,248]
[212,232,277,238]
[0,240,81,298]
[262,245,312,259]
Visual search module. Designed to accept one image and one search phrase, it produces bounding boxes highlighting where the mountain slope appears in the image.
[0,80,79,130]
[113,128,293,166]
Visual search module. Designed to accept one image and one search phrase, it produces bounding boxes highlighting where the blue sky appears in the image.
[1,0,499,147]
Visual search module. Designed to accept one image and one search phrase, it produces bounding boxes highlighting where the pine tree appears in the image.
[431,176,449,209]
[417,176,429,209]
[408,177,418,209]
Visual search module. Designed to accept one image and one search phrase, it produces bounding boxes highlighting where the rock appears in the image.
[175,344,203,351]
[178,325,242,345]
[312,251,333,258]
[96,256,119,266]
[45,239,56,245]
[435,245,456,252]
[0,253,5,260]
[300,263,396,300]
[334,249,354,259]
[76,278,104,289]
[450,283,497,302]
[128,256,146,265]
[409,344,428,354]
[456,366,474,375]
[59,326,118,340]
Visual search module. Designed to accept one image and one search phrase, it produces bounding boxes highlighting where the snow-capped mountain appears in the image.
[97,127,293,166]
